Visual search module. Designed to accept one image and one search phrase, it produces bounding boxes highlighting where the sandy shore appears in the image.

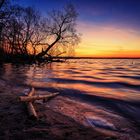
[0,80,117,140]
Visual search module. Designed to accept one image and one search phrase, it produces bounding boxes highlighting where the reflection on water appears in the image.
[0,59,140,138]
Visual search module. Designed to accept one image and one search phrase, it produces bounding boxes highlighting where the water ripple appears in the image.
[50,77,140,91]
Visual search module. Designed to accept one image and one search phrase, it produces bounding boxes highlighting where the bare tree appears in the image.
[36,4,80,59]
[2,6,44,56]
[0,2,80,62]
[0,0,11,57]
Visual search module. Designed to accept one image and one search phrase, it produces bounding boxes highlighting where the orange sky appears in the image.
[75,22,140,58]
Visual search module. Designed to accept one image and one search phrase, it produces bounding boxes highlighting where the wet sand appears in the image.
[0,81,116,140]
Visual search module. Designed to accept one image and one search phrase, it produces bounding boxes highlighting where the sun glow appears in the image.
[76,22,140,57]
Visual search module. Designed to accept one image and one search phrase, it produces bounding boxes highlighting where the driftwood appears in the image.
[20,93,59,102]
[20,87,59,119]
[27,102,38,119]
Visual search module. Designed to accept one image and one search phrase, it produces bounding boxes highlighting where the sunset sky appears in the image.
[17,0,140,58]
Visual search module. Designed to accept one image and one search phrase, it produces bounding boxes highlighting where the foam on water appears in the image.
[86,116,117,131]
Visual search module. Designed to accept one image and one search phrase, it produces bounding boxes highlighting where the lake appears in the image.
[0,59,140,139]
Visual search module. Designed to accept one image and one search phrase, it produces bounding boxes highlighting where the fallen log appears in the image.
[20,92,59,102]
[27,102,38,119]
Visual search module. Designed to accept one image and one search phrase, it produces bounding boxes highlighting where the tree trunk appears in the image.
[36,35,60,59]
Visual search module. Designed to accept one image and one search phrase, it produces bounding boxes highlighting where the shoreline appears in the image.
[0,81,115,140]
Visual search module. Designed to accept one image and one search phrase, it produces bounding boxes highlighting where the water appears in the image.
[0,59,140,138]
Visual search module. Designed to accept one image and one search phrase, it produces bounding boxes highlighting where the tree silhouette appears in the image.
[0,2,80,62]
[36,4,80,59]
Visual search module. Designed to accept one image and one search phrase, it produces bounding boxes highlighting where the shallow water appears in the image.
[0,59,140,138]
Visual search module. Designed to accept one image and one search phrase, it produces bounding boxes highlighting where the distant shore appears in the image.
[0,56,140,65]
[54,56,140,59]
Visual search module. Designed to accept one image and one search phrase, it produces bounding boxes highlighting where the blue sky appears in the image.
[16,0,140,31]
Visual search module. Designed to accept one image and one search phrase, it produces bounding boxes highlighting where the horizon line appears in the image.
[54,56,140,59]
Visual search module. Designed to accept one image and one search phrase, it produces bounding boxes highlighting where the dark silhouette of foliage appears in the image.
[0,2,80,62]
